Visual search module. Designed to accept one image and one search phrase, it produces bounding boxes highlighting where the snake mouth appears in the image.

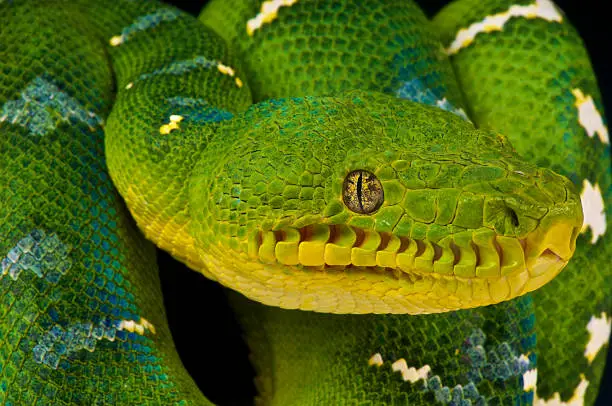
[521,220,580,293]
[247,221,579,298]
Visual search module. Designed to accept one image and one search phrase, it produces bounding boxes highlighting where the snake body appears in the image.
[0,0,609,404]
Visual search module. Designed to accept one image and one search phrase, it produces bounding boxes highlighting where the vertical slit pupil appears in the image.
[356,171,364,210]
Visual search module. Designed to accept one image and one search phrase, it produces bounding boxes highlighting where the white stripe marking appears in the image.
[246,0,299,36]
[579,179,606,244]
[572,88,609,145]
[445,0,562,54]
[118,318,156,335]
[391,359,431,383]
[584,312,611,363]
[368,353,384,367]
[523,367,538,392]
[534,375,588,406]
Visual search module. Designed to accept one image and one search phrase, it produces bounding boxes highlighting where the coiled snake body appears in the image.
[0,0,610,404]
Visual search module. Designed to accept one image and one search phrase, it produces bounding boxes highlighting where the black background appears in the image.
[159,1,612,405]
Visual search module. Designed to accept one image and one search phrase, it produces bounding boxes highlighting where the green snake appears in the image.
[1,0,610,404]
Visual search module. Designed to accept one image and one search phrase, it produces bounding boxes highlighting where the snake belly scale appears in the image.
[0,0,609,405]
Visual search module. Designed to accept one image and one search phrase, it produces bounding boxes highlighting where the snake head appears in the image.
[190,90,583,314]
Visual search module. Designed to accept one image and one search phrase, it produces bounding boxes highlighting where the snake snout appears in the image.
[522,206,583,293]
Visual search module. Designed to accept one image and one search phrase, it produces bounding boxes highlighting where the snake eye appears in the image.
[342,170,384,214]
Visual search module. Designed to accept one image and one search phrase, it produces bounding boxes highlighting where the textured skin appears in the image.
[103,0,585,315]
[434,1,612,403]
[0,1,609,406]
[0,2,209,404]
[233,292,538,405]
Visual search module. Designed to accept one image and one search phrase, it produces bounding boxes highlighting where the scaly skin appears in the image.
[434,0,612,403]
[107,0,581,314]
[0,2,210,404]
[0,0,608,405]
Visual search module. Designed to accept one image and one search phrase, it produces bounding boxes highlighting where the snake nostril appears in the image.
[508,208,519,227]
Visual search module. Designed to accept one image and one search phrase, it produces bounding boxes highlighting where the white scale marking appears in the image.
[523,366,538,392]
[525,366,588,406]
[534,375,589,406]
[390,359,431,383]
[584,312,611,364]
[572,88,609,145]
[246,0,299,36]
[445,0,563,55]
[368,353,384,367]
[159,114,183,135]
[579,179,606,244]
[118,317,157,335]
[528,313,611,404]
[367,353,430,383]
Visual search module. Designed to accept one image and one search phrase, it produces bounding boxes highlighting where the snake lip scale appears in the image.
[247,221,579,290]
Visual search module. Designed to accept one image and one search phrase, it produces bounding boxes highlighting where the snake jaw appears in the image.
[211,183,582,313]
[246,217,580,302]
